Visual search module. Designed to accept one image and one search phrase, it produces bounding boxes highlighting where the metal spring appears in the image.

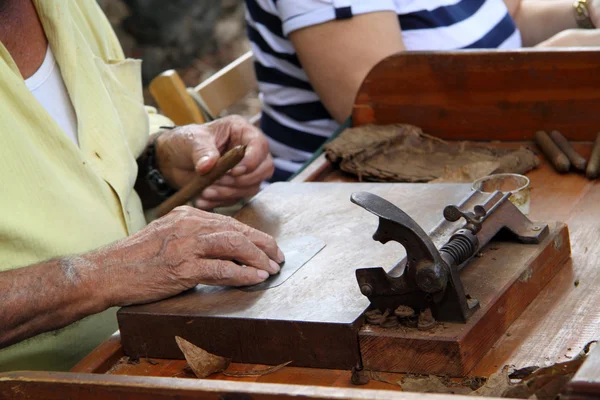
[440,235,475,266]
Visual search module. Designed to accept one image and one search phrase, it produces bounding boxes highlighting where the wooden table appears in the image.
[68,142,599,393]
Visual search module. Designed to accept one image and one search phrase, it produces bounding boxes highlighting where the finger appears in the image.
[230,135,269,176]
[200,185,260,203]
[211,215,284,264]
[193,198,239,211]
[214,156,274,187]
[211,117,270,176]
[191,137,220,174]
[196,231,280,274]
[195,259,269,286]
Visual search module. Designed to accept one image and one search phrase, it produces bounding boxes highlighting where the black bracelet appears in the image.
[145,130,177,198]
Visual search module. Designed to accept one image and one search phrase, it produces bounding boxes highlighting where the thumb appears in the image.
[192,143,220,174]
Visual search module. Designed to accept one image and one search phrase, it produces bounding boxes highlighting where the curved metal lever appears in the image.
[351,192,448,293]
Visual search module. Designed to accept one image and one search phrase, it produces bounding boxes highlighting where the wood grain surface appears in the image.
[118,183,473,368]
[360,223,570,376]
[73,143,600,393]
[0,371,499,400]
[353,50,600,141]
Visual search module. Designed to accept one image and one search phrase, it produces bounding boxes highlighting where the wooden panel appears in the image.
[118,183,472,368]
[0,371,495,400]
[149,70,205,125]
[360,223,570,376]
[565,343,600,398]
[353,49,600,140]
[194,51,257,116]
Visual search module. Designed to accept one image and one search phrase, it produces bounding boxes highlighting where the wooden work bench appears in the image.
[2,50,600,398]
[49,142,596,397]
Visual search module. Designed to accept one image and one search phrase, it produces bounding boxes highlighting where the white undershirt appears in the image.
[25,45,79,146]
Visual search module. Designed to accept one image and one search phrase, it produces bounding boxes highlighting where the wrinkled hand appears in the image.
[89,206,284,307]
[155,116,274,210]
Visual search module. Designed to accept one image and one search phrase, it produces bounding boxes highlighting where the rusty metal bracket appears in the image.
[352,190,548,323]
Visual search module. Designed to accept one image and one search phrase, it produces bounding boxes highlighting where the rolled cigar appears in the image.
[146,145,247,221]
[534,130,570,173]
[586,132,600,179]
[549,130,587,171]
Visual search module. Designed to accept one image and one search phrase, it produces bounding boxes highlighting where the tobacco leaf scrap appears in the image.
[401,375,472,395]
[324,124,539,183]
[222,361,292,377]
[175,336,231,378]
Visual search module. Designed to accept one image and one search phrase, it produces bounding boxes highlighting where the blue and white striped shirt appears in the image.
[245,0,522,181]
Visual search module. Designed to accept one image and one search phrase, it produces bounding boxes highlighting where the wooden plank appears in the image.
[360,223,570,376]
[193,51,257,117]
[70,332,123,374]
[565,343,600,398]
[353,50,600,140]
[118,183,472,368]
[0,371,499,400]
[149,70,205,125]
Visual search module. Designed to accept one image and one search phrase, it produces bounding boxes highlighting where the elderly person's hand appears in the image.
[155,115,274,210]
[95,206,284,306]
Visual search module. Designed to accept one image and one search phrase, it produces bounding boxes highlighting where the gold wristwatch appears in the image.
[574,0,595,29]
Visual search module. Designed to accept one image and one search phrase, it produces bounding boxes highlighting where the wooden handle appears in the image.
[148,145,246,220]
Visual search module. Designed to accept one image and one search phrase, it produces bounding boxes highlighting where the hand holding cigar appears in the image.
[146,145,247,221]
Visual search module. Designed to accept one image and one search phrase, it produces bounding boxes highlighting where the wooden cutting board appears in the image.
[117,182,569,374]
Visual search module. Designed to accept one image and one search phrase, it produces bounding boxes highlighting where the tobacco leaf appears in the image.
[175,336,231,378]
[222,361,292,377]
[401,375,472,395]
[470,366,512,397]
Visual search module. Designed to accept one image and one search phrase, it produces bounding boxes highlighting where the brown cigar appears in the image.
[534,131,570,173]
[586,132,600,179]
[549,130,587,171]
[146,145,246,221]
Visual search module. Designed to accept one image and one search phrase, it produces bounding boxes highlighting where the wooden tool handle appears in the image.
[148,145,246,220]
[586,132,600,179]
[549,130,587,171]
[534,131,571,173]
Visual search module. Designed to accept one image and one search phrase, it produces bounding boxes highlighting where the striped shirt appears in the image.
[245,0,522,181]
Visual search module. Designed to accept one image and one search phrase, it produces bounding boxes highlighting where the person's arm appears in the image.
[289,11,405,124]
[505,0,600,46]
[0,206,284,349]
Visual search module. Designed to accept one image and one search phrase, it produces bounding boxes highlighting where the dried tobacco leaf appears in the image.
[223,361,292,377]
[401,375,472,395]
[469,366,512,397]
[175,336,231,378]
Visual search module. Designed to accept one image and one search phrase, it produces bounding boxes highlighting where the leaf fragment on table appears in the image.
[469,366,512,397]
[401,375,472,395]
[222,361,292,377]
[175,336,231,378]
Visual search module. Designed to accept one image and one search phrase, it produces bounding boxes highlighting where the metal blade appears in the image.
[239,235,326,292]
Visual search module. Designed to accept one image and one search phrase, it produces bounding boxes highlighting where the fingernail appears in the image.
[199,155,210,166]
[269,259,281,274]
[277,248,285,263]
[203,188,218,198]
[231,165,247,175]
[257,270,269,280]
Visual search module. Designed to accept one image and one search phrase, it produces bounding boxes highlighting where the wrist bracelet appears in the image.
[574,0,595,29]
[145,130,177,198]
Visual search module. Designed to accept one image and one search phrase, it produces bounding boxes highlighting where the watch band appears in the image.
[145,129,177,198]
[574,0,595,29]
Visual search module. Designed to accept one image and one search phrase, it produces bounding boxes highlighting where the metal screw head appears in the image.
[360,284,373,296]
[532,226,541,231]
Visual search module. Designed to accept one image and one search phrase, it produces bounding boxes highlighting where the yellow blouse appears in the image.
[0,0,171,371]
